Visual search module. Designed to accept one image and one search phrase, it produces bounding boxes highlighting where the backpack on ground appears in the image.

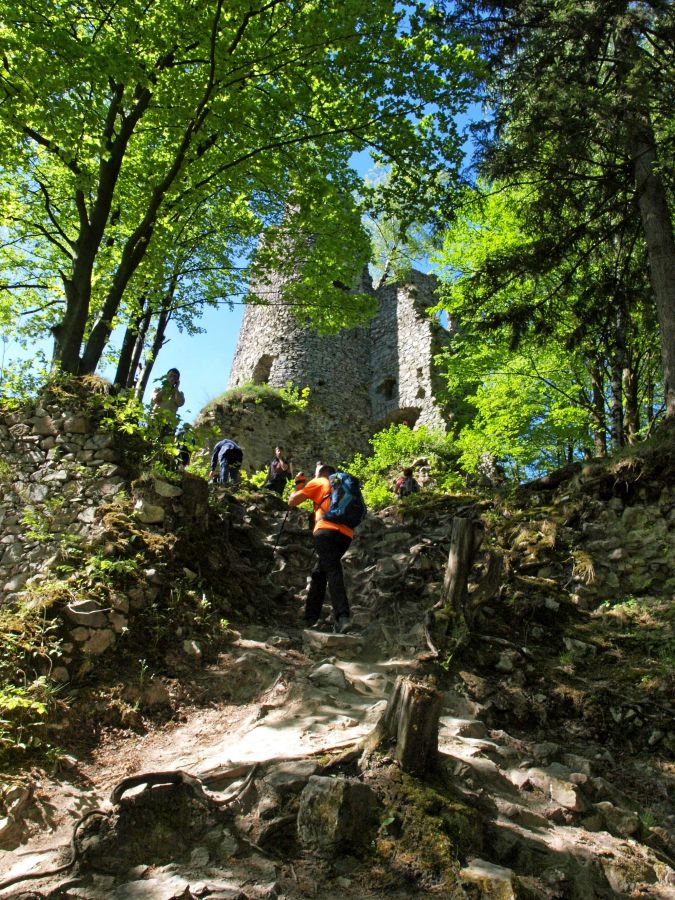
[399,475,419,498]
[322,472,367,529]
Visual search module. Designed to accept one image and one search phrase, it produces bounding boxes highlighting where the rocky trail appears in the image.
[0,467,673,899]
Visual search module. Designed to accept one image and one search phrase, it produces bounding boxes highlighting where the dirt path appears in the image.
[1,502,673,898]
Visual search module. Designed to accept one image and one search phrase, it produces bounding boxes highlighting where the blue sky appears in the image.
[150,302,244,419]
[2,302,244,422]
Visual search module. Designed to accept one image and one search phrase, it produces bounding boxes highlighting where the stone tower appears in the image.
[224,267,451,469]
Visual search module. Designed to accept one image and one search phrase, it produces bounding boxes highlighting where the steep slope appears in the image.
[0,426,673,898]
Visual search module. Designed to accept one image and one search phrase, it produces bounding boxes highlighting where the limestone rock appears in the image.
[51,666,70,682]
[81,628,116,655]
[108,611,128,633]
[134,499,165,524]
[71,626,92,643]
[3,573,29,592]
[189,845,210,867]
[65,599,107,628]
[594,800,640,837]
[526,766,586,811]
[263,760,319,795]
[460,859,516,899]
[496,650,522,672]
[297,776,380,854]
[153,479,183,498]
[601,856,657,895]
[441,716,488,739]
[77,506,98,524]
[302,630,363,655]
[63,415,88,433]
[308,662,348,689]
[0,816,20,848]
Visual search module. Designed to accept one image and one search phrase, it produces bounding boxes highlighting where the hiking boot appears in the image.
[335,615,351,634]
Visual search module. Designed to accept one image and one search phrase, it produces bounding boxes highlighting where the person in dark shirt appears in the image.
[264,445,292,494]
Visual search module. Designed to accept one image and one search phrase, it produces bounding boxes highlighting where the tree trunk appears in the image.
[51,84,154,375]
[426,517,478,654]
[136,293,173,400]
[53,276,91,374]
[519,461,581,492]
[627,108,675,421]
[363,676,442,775]
[591,363,607,456]
[623,361,639,443]
[465,551,503,628]
[646,363,655,431]
[127,310,152,389]
[609,359,623,450]
[115,297,148,388]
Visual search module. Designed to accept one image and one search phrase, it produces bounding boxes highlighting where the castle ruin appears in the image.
[217,268,451,471]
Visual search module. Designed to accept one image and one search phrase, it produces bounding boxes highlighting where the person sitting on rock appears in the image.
[209,438,244,484]
[394,467,419,498]
[288,463,352,634]
[264,445,293,494]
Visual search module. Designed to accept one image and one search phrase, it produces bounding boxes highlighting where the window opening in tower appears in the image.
[252,354,275,385]
[376,377,397,401]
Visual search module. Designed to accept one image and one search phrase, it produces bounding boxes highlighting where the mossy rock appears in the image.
[373,767,481,890]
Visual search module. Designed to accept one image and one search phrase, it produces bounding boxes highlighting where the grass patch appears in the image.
[593,596,674,677]
[202,381,309,416]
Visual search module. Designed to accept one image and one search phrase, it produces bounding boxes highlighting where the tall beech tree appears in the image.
[450,0,675,419]
[0,0,477,375]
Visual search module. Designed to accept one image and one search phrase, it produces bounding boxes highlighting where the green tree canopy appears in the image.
[434,182,663,468]
[0,0,479,376]
[448,0,675,419]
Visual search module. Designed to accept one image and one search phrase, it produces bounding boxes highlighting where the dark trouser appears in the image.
[305,529,351,624]
[218,449,243,483]
[265,474,286,495]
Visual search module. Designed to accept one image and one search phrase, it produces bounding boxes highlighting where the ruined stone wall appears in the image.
[224,268,451,465]
[0,401,208,677]
[368,271,448,430]
[197,394,369,478]
[230,306,372,436]
[0,405,127,600]
[227,269,374,465]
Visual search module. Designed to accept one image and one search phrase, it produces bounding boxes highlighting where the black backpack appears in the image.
[322,472,367,529]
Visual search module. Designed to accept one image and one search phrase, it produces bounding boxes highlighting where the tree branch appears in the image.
[36,180,75,250]
[22,126,81,176]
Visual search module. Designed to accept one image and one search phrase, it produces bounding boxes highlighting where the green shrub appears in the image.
[347,424,463,508]
[249,468,269,489]
[0,604,66,764]
[0,356,53,410]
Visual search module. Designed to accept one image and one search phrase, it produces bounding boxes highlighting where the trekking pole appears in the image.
[267,509,290,575]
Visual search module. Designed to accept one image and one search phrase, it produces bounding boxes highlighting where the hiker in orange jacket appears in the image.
[288,462,352,634]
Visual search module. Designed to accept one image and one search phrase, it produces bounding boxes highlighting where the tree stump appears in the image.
[362,676,442,775]
[424,516,477,655]
[440,517,477,619]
